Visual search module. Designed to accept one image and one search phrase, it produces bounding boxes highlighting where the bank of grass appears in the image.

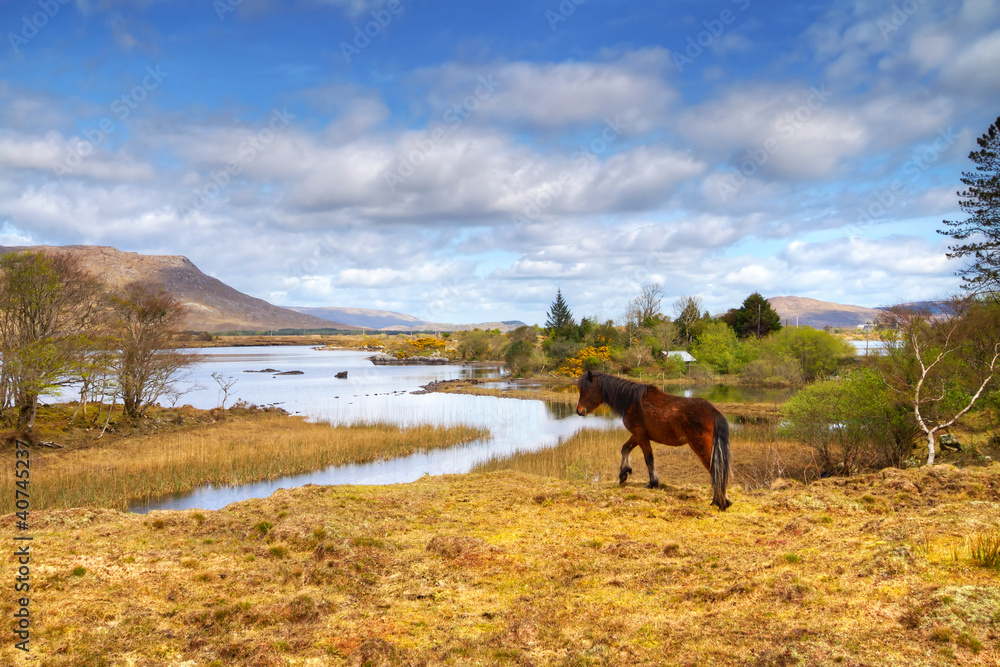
[3,464,999,666]
[0,411,487,512]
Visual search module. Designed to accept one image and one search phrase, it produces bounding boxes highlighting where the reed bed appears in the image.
[1,415,487,512]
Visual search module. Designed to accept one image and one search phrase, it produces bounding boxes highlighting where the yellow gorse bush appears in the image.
[391,336,448,359]
[557,345,611,376]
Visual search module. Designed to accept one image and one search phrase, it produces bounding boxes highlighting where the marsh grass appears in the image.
[0,414,486,511]
[967,527,1000,570]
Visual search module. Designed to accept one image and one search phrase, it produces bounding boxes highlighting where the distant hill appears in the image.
[291,307,425,330]
[291,306,527,333]
[767,296,881,329]
[0,245,357,333]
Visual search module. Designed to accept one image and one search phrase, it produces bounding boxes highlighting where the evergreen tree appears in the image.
[733,292,782,339]
[545,288,574,332]
[940,115,1000,292]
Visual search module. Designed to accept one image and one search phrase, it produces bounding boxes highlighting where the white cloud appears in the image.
[421,52,676,132]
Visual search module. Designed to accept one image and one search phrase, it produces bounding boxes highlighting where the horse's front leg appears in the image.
[619,436,637,485]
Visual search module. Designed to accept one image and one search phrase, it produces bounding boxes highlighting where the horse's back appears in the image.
[644,386,720,415]
[637,387,722,444]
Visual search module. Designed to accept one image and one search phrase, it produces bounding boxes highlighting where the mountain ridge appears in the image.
[767,295,881,329]
[291,306,527,333]
[0,245,358,333]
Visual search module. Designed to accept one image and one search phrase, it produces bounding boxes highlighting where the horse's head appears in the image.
[576,370,603,416]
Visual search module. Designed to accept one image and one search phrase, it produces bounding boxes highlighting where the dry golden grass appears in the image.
[0,414,486,512]
[2,463,999,666]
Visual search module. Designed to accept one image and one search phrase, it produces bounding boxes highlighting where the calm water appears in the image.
[130,346,619,513]
[850,339,893,355]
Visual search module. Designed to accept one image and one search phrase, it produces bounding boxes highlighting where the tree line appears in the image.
[0,250,191,431]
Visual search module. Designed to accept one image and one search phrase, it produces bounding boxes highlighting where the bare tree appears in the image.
[626,283,664,327]
[109,282,195,421]
[876,298,1000,465]
[673,296,704,346]
[211,371,237,409]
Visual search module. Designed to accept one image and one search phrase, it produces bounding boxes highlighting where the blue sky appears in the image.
[1,0,998,326]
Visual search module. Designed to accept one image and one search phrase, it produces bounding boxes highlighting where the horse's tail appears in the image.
[711,411,732,511]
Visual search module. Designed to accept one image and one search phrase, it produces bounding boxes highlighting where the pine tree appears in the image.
[545,289,574,332]
[733,292,781,339]
[940,115,1000,292]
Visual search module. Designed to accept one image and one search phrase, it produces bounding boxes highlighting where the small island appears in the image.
[368,352,451,366]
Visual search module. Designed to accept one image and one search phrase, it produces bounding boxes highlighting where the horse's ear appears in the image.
[587,370,594,382]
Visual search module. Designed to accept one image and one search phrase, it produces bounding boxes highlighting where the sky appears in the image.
[0,0,998,326]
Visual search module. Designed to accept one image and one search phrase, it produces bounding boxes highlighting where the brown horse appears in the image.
[576,371,732,511]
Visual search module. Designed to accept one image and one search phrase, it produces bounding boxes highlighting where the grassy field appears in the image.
[0,408,487,512]
[2,463,998,666]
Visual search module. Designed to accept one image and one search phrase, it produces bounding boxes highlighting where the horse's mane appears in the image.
[584,372,650,416]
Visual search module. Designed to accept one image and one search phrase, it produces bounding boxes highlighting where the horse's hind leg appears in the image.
[637,438,659,489]
[690,432,729,509]
[619,436,637,484]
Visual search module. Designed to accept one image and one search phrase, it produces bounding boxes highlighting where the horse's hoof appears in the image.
[647,481,659,489]
[618,476,628,485]
[711,498,732,511]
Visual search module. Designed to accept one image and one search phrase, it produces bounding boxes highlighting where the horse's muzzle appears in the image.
[576,406,587,417]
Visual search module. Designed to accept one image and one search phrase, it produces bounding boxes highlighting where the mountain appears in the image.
[291,307,425,330]
[767,296,881,329]
[291,306,527,333]
[0,245,357,333]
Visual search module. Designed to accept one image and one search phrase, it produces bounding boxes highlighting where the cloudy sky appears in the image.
[1,0,998,325]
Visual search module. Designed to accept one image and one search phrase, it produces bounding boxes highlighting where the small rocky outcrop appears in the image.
[368,353,451,366]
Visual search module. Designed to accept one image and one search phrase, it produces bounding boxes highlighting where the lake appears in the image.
[128,346,620,513]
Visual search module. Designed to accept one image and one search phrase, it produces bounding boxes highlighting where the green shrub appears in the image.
[691,321,751,374]
[543,339,582,368]
[782,368,919,471]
